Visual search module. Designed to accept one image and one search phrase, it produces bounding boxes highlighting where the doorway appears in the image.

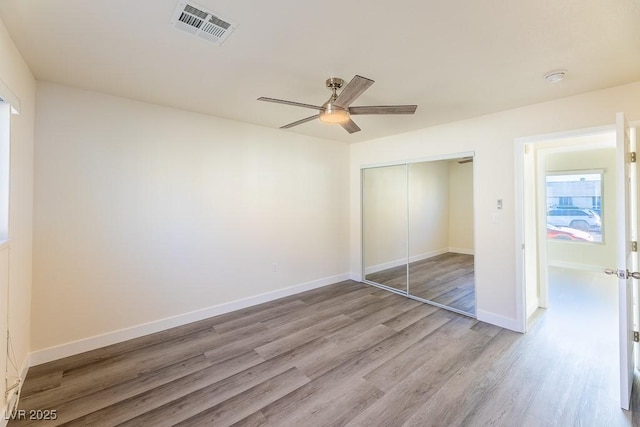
[517,122,639,411]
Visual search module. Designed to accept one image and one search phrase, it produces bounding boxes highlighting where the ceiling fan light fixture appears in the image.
[319,103,350,125]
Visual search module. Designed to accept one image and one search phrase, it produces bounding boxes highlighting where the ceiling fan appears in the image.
[257,75,417,134]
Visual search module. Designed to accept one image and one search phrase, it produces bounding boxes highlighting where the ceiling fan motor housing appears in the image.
[319,77,349,124]
[325,78,344,90]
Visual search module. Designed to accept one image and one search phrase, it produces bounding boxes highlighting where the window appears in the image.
[558,196,573,206]
[546,172,603,243]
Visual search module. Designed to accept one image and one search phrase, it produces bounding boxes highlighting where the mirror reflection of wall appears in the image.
[362,164,408,292]
[408,159,475,314]
[362,155,476,316]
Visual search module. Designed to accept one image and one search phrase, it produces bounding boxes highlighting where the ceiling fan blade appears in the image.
[280,114,319,129]
[334,75,374,108]
[258,97,323,111]
[349,105,417,115]
[341,118,361,134]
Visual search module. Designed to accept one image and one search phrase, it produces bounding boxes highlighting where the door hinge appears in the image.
[630,152,637,163]
[632,241,638,252]
[634,331,639,342]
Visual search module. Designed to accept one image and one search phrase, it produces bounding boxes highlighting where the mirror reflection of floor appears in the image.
[365,252,475,315]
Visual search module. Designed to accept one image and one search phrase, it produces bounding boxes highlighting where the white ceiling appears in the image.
[1,0,639,143]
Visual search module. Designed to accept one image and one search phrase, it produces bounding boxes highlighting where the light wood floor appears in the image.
[365,252,475,315]
[9,274,640,426]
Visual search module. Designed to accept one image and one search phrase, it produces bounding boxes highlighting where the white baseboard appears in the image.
[365,249,448,275]
[548,260,606,273]
[476,309,523,333]
[364,257,408,275]
[408,248,448,264]
[29,273,351,366]
[349,272,363,282]
[448,247,474,255]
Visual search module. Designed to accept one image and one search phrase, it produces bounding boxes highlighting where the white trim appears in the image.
[19,356,28,388]
[0,78,20,115]
[526,296,540,320]
[476,309,522,332]
[364,249,449,275]
[0,103,10,241]
[364,257,407,275]
[349,272,362,282]
[409,248,449,263]
[514,140,527,333]
[29,273,351,366]
[15,356,29,406]
[536,149,550,309]
[546,168,606,177]
[360,151,475,170]
[547,260,607,273]
[1,355,28,426]
[514,124,615,145]
[1,403,9,426]
[447,247,474,255]
[515,123,626,335]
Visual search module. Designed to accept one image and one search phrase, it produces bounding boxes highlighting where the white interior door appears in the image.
[615,111,635,410]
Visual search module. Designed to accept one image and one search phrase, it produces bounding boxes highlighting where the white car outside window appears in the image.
[546,208,601,231]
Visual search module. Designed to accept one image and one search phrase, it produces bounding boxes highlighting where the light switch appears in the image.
[497,199,503,210]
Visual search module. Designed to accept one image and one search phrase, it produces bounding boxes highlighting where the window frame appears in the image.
[545,169,604,245]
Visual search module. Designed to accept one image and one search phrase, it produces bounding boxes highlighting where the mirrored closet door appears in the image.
[362,164,408,292]
[362,155,476,316]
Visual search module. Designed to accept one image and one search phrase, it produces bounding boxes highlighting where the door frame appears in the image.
[515,119,640,406]
[515,124,615,331]
[514,122,638,331]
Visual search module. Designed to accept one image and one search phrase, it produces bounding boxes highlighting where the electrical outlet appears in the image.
[271,262,278,272]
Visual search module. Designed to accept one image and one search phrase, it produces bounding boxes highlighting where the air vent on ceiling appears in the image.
[170,0,237,46]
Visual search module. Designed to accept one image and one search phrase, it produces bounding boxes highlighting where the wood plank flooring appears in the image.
[365,252,475,315]
[8,275,640,426]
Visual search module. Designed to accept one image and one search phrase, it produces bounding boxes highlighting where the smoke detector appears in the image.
[171,1,237,46]
[544,70,567,83]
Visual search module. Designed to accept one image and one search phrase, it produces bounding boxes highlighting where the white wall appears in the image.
[0,15,35,422]
[448,160,474,253]
[362,165,407,273]
[32,82,350,357]
[408,161,450,259]
[18,61,640,364]
[350,81,640,331]
[362,160,453,274]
